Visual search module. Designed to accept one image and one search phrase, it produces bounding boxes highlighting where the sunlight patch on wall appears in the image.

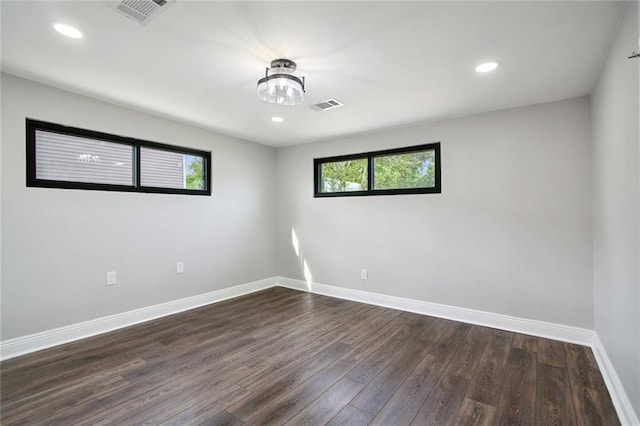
[292,228,300,257]
[303,260,313,291]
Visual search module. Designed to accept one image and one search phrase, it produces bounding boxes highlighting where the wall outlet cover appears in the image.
[106,271,117,286]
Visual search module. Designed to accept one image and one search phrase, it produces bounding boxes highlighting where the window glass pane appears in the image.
[320,158,368,192]
[35,130,134,185]
[184,154,206,190]
[373,149,435,190]
[140,147,206,190]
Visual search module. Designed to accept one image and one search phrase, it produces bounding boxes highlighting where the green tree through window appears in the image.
[374,150,435,190]
[185,155,205,190]
[321,159,368,192]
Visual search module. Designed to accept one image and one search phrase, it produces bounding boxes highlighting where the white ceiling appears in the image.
[1,1,626,147]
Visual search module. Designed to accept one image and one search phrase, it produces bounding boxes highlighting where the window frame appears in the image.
[26,118,212,196]
[314,142,441,197]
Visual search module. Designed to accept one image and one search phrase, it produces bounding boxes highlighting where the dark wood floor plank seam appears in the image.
[495,347,537,425]
[410,372,470,425]
[326,404,375,426]
[236,303,384,395]
[237,302,376,370]
[159,387,251,425]
[349,321,442,415]
[236,303,377,387]
[240,358,357,424]
[284,377,365,425]
[536,362,579,425]
[227,340,353,419]
[371,353,441,425]
[454,397,496,425]
[465,329,513,407]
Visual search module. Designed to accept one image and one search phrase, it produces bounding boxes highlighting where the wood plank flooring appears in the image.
[0,287,619,425]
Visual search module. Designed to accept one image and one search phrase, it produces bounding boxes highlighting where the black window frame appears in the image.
[314,142,441,197]
[26,118,212,196]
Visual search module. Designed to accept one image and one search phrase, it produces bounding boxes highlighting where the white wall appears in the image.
[0,73,276,340]
[277,97,593,328]
[592,0,639,415]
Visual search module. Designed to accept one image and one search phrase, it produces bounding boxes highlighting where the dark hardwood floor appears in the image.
[0,287,619,425]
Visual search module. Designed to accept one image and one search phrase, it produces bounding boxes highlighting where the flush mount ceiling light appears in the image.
[475,61,498,73]
[271,116,284,123]
[257,59,305,106]
[53,23,83,39]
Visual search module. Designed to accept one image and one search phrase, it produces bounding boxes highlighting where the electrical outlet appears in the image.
[361,269,368,280]
[106,271,117,286]
[176,261,184,274]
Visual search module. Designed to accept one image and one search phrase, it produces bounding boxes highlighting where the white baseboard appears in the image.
[277,277,594,345]
[592,335,640,426]
[0,276,277,361]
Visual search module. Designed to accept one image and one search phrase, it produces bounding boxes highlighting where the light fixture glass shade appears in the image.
[257,59,305,106]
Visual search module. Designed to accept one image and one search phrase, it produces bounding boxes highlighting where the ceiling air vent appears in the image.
[313,98,344,111]
[111,0,175,25]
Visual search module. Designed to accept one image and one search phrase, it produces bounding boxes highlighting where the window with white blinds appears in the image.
[35,130,134,186]
[26,119,211,196]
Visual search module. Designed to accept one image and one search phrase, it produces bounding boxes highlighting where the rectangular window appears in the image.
[314,142,440,197]
[26,119,211,195]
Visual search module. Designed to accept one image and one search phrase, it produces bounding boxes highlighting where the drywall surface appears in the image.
[277,97,593,328]
[0,73,276,340]
[591,1,640,414]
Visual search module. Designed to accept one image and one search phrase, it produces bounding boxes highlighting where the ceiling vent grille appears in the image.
[111,0,174,25]
[313,98,344,111]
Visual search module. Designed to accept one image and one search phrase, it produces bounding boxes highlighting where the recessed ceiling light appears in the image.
[475,62,498,73]
[53,23,83,39]
[271,117,284,123]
